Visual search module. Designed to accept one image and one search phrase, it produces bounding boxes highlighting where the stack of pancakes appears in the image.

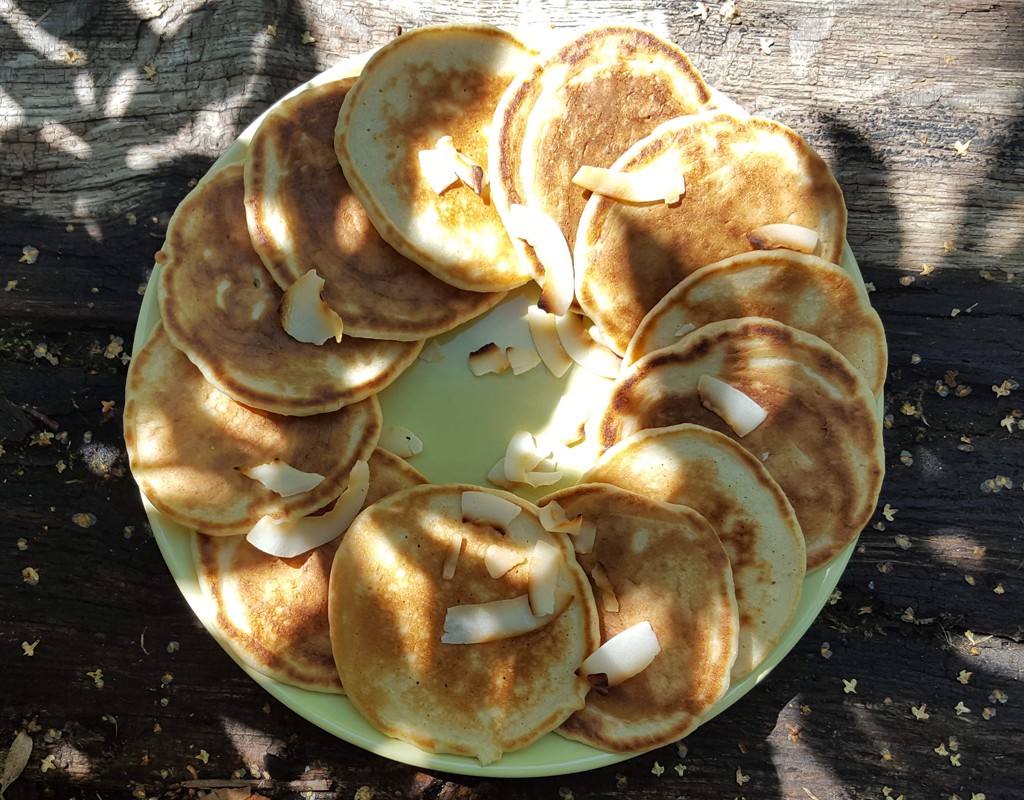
[124,21,886,766]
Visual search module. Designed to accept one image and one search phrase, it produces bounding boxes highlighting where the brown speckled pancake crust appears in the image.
[625,250,887,397]
[575,112,848,354]
[123,323,381,537]
[541,483,737,754]
[599,318,883,571]
[491,24,711,287]
[336,24,536,293]
[245,78,504,340]
[159,163,422,416]
[582,424,805,681]
[191,449,427,693]
[329,484,600,765]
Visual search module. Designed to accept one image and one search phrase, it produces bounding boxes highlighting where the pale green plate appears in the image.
[128,45,864,778]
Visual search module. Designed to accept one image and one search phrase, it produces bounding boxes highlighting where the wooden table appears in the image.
[2,1,1021,798]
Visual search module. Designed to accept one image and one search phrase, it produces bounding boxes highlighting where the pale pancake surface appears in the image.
[245,78,504,340]
[123,323,381,537]
[329,484,600,764]
[336,24,536,292]
[158,163,422,416]
[582,424,805,680]
[599,318,883,571]
[192,449,427,693]
[491,24,711,286]
[575,112,848,354]
[625,250,887,396]
[541,483,738,753]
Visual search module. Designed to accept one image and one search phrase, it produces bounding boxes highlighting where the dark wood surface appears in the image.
[2,1,1022,798]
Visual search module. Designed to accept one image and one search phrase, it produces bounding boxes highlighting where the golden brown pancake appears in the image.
[245,77,505,340]
[123,323,381,537]
[329,484,600,764]
[582,424,805,681]
[540,483,738,753]
[625,250,887,396]
[599,318,883,571]
[158,162,423,416]
[490,24,711,288]
[192,449,427,693]
[575,112,848,354]
[336,24,537,293]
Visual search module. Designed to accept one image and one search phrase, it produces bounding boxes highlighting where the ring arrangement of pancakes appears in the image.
[125,21,886,774]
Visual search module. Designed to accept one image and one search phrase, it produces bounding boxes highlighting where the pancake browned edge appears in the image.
[582,424,805,682]
[575,111,848,354]
[336,24,537,293]
[540,483,738,754]
[329,484,600,764]
[624,249,887,397]
[490,24,711,291]
[599,318,883,571]
[123,323,381,538]
[157,162,423,416]
[191,449,427,693]
[245,77,505,340]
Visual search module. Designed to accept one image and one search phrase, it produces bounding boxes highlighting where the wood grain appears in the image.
[1,1,1022,798]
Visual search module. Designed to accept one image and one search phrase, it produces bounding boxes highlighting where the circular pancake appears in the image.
[329,484,601,764]
[192,449,427,693]
[624,250,887,397]
[335,24,537,293]
[491,24,711,287]
[245,77,505,340]
[540,483,738,754]
[575,112,848,354]
[158,162,423,416]
[598,318,884,571]
[582,424,805,681]
[123,322,382,537]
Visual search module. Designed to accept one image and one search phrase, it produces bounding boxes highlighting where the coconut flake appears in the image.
[507,204,574,315]
[698,374,768,437]
[417,147,459,195]
[484,544,527,578]
[572,164,685,205]
[503,430,545,483]
[237,459,325,497]
[527,305,573,377]
[378,425,423,458]
[279,269,344,345]
[674,322,697,339]
[538,501,584,535]
[442,532,464,580]
[746,223,820,255]
[486,457,517,490]
[591,562,620,612]
[468,342,510,376]
[418,339,445,362]
[555,312,622,378]
[573,519,597,555]
[528,539,561,616]
[524,469,564,488]
[441,591,570,644]
[246,460,369,558]
[506,345,542,375]
[578,621,661,686]
[462,490,522,531]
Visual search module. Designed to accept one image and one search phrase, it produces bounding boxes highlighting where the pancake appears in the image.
[158,162,423,416]
[624,250,887,397]
[491,24,711,288]
[582,424,805,681]
[335,24,537,293]
[540,483,738,753]
[329,484,600,764]
[245,77,505,340]
[192,449,427,693]
[599,318,884,571]
[123,323,381,537]
[575,112,848,354]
